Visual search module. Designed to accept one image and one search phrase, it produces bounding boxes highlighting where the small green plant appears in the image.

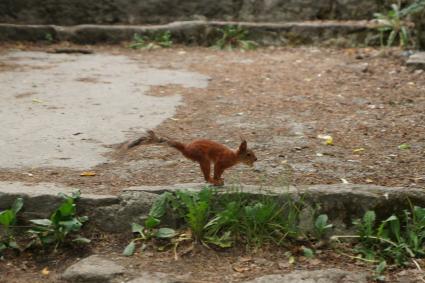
[239,198,296,247]
[123,223,176,256]
[175,188,213,242]
[373,0,425,48]
[129,31,173,50]
[123,192,176,256]
[313,214,333,239]
[28,191,90,251]
[373,260,387,281]
[45,33,54,43]
[0,198,23,253]
[214,25,257,51]
[123,185,307,256]
[332,206,425,266]
[302,246,315,258]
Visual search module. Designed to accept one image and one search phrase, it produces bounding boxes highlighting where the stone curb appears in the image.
[406,52,425,70]
[1,182,424,234]
[0,20,377,46]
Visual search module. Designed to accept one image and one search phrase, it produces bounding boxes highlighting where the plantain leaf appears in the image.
[123,240,136,256]
[155,228,176,239]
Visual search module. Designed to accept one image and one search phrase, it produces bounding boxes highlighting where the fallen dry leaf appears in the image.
[353,148,365,153]
[41,267,50,276]
[233,265,250,273]
[32,98,44,103]
[80,171,96,177]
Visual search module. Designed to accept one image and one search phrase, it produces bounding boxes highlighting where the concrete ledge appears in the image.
[0,20,377,46]
[1,181,424,233]
[407,52,425,70]
[0,182,119,219]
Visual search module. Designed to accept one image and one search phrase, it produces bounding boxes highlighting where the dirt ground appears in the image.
[0,43,424,194]
[2,234,422,283]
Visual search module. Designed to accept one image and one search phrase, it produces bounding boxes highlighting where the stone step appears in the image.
[407,52,425,70]
[1,181,425,234]
[0,0,398,25]
[0,20,379,46]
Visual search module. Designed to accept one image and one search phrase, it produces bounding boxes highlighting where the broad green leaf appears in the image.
[149,192,171,219]
[302,247,314,258]
[400,26,409,47]
[41,235,57,245]
[30,219,52,226]
[131,223,144,234]
[0,210,14,228]
[315,214,329,229]
[8,241,19,250]
[59,219,83,231]
[0,242,6,252]
[413,206,425,225]
[11,198,24,215]
[407,231,418,250]
[123,241,136,256]
[144,216,160,229]
[390,4,399,14]
[363,211,376,236]
[376,260,387,274]
[204,231,233,248]
[387,30,398,47]
[155,227,176,239]
[72,236,91,244]
[57,198,75,217]
[385,215,401,242]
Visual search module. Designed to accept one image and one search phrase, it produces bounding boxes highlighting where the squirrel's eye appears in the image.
[247,153,251,157]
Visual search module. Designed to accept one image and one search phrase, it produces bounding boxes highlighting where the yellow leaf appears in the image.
[41,267,50,276]
[32,98,44,103]
[233,266,250,273]
[353,148,365,153]
[317,134,333,145]
[80,171,96,177]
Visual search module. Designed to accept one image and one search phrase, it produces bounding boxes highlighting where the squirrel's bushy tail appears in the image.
[166,139,185,152]
[147,130,185,152]
[147,130,184,148]
[127,130,186,152]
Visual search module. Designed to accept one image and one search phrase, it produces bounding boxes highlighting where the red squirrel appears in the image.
[143,131,257,186]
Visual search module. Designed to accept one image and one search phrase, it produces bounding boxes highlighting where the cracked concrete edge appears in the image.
[1,181,425,233]
[0,20,377,45]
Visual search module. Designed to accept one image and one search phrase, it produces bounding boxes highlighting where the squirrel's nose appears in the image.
[254,157,258,161]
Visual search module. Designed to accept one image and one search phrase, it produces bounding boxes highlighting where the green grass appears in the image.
[129,31,173,50]
[125,185,303,252]
[332,205,425,266]
[373,0,425,48]
[213,25,258,51]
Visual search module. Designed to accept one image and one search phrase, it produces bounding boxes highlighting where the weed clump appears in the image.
[213,26,257,51]
[124,186,303,255]
[129,31,173,50]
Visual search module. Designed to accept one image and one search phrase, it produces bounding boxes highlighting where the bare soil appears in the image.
[0,43,424,194]
[2,234,421,283]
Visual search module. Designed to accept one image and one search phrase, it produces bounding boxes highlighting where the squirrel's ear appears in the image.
[239,140,247,152]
